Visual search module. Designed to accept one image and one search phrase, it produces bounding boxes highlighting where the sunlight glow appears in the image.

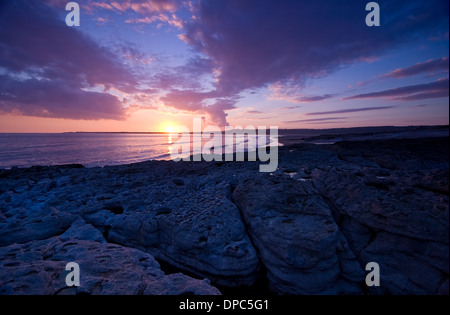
[164,125,175,133]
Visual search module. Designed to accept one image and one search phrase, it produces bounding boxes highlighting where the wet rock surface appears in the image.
[0,136,448,295]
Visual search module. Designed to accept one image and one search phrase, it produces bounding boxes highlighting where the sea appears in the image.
[0,132,278,169]
[2,126,445,169]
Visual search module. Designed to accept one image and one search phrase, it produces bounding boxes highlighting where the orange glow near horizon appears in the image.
[0,110,197,133]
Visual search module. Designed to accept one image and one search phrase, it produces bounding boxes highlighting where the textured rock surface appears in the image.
[104,169,259,286]
[0,237,220,295]
[0,135,448,295]
[313,138,449,294]
[233,174,364,294]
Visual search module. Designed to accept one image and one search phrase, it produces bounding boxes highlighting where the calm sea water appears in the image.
[0,133,277,169]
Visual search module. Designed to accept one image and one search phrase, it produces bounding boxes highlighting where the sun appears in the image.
[163,124,175,133]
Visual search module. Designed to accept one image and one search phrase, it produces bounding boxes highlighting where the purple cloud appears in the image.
[0,76,125,120]
[285,117,346,123]
[343,78,449,101]
[153,57,215,90]
[306,106,395,116]
[1,0,448,125]
[295,94,336,103]
[0,1,138,120]
[160,89,238,126]
[270,84,336,103]
[174,0,448,125]
[82,0,184,28]
[384,57,449,79]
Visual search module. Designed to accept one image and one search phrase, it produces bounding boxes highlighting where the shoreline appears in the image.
[0,134,448,295]
[1,125,448,171]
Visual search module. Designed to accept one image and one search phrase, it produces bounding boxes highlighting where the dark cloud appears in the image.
[160,89,238,126]
[0,76,125,120]
[280,106,301,110]
[343,78,449,101]
[285,117,346,123]
[384,57,449,79]
[204,98,236,126]
[306,106,395,116]
[153,56,215,90]
[295,94,335,102]
[356,57,449,87]
[177,0,448,125]
[0,0,137,120]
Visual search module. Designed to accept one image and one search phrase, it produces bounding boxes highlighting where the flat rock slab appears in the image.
[0,236,220,295]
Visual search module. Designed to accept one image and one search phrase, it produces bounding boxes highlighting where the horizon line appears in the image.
[0,124,448,134]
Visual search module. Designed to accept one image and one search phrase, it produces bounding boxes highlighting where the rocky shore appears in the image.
[0,134,448,295]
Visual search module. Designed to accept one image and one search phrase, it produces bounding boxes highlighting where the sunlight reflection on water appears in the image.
[0,132,279,169]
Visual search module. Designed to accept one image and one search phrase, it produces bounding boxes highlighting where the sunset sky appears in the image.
[0,0,448,132]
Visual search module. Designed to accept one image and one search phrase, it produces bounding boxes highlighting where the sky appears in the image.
[0,0,448,132]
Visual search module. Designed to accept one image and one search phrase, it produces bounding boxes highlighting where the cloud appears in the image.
[269,82,336,103]
[125,13,184,28]
[384,57,449,79]
[0,76,125,120]
[0,1,138,120]
[306,106,395,116]
[357,57,449,86]
[154,56,237,125]
[2,0,448,126]
[343,78,449,101]
[85,0,182,27]
[296,94,336,102]
[175,0,448,125]
[285,117,346,123]
[204,98,237,126]
[283,106,396,125]
[129,0,179,14]
[161,88,238,126]
[91,2,114,10]
[280,106,301,110]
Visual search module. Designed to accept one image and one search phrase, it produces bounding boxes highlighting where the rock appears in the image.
[0,136,447,295]
[60,218,106,243]
[0,237,221,295]
[60,164,85,169]
[233,173,364,294]
[438,279,449,295]
[103,202,124,215]
[317,169,448,242]
[0,206,76,246]
[143,274,219,295]
[172,178,184,186]
[108,212,159,249]
[81,209,116,234]
[46,180,57,192]
[359,232,448,295]
[108,179,259,287]
[314,137,449,294]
